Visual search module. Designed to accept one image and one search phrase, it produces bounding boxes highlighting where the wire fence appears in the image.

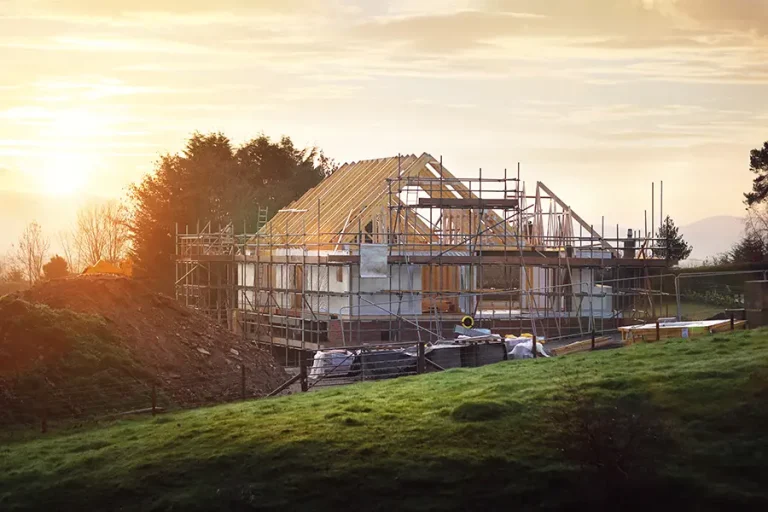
[0,338,519,436]
[5,266,758,438]
[0,365,290,435]
[673,270,766,321]
[297,339,511,390]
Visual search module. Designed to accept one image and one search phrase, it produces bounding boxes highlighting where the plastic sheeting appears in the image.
[360,244,388,278]
[509,340,550,359]
[309,350,355,379]
[304,264,331,312]
[309,348,418,380]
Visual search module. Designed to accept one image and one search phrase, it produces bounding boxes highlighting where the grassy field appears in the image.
[0,298,153,425]
[2,329,768,511]
[678,300,727,321]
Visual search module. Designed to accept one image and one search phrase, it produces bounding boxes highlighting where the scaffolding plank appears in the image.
[417,197,519,209]
[326,254,668,267]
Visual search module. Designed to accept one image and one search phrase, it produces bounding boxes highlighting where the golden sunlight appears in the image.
[31,108,108,195]
[38,152,94,196]
[41,108,109,139]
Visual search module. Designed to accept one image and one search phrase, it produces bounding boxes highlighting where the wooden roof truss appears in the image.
[260,152,619,255]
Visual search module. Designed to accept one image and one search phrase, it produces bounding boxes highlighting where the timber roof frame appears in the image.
[260,152,521,248]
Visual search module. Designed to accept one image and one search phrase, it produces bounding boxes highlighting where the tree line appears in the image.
[1,132,334,292]
[0,200,131,285]
[4,133,766,289]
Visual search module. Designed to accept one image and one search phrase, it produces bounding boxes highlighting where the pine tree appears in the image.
[729,232,767,263]
[745,141,768,205]
[129,132,335,293]
[654,216,692,264]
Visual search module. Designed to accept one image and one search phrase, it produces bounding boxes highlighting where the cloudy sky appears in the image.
[1,0,766,251]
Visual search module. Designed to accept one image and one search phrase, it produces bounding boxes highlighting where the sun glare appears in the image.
[39,152,93,196]
[32,108,109,196]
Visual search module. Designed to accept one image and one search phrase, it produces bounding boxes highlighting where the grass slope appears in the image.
[0,298,152,425]
[678,300,726,321]
[2,330,768,511]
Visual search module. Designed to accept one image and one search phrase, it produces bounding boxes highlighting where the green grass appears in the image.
[678,300,726,321]
[2,329,768,511]
[0,298,152,425]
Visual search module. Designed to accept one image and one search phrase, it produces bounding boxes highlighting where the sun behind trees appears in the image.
[128,132,335,292]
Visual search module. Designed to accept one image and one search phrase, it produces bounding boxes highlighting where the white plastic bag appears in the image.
[309,350,355,379]
[509,340,550,359]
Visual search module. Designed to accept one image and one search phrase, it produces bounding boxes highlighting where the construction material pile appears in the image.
[1,275,286,423]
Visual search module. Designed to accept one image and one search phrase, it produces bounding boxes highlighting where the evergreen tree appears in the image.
[129,132,335,292]
[654,215,692,264]
[745,141,768,205]
[42,255,69,279]
[729,232,767,263]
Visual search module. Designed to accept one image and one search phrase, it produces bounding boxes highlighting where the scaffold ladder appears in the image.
[256,206,269,231]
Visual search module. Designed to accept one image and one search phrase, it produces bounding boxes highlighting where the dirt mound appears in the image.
[2,276,286,422]
[0,299,112,374]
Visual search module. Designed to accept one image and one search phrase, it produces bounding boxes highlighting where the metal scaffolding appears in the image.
[175,153,669,363]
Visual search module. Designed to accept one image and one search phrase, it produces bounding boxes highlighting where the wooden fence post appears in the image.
[591,330,596,351]
[40,386,48,434]
[241,364,246,399]
[417,342,426,374]
[151,384,157,417]
[656,320,660,341]
[300,355,309,392]
[730,311,735,331]
[532,335,537,359]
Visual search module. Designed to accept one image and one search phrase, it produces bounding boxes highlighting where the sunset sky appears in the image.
[1,0,766,255]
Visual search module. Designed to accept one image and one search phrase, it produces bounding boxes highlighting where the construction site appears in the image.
[175,153,671,364]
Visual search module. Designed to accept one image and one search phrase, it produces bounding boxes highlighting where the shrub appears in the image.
[682,289,743,309]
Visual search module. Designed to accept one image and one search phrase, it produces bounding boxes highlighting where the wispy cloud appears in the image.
[0,0,764,228]
[9,0,347,17]
[1,34,231,55]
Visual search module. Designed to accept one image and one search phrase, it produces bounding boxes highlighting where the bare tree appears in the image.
[73,200,131,267]
[747,204,768,243]
[5,267,24,283]
[0,254,7,281]
[104,202,132,262]
[12,221,50,286]
[58,229,83,274]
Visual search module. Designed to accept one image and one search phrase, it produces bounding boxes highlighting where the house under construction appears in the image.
[175,153,669,360]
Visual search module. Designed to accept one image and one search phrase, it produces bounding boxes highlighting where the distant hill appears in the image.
[680,215,745,263]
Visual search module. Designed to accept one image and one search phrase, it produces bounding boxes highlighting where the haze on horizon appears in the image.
[1,0,766,254]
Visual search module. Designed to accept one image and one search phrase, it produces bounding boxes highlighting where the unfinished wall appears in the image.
[239,258,423,317]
